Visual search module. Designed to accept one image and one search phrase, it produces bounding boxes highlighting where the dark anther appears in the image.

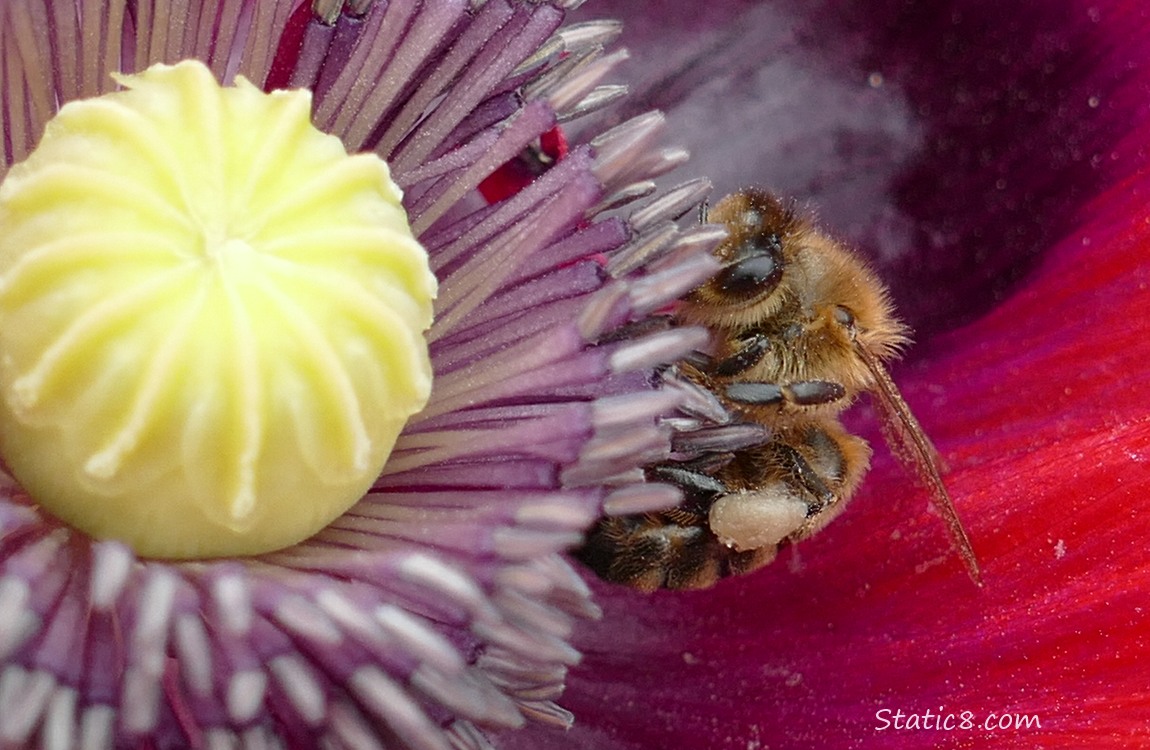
[647,465,729,501]
[671,424,773,454]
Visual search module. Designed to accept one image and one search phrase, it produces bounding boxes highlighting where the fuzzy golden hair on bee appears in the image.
[678,191,910,393]
[577,188,980,591]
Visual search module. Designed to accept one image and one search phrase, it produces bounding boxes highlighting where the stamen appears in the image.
[629,145,693,184]
[662,366,733,423]
[561,83,630,122]
[0,577,33,659]
[630,178,714,231]
[345,0,375,16]
[203,729,241,750]
[267,655,326,725]
[210,571,253,635]
[225,669,266,723]
[4,2,53,146]
[272,595,342,645]
[554,19,624,52]
[609,327,712,373]
[429,320,581,396]
[1,15,34,169]
[526,47,629,114]
[119,666,160,733]
[329,701,385,750]
[590,111,667,185]
[413,103,568,235]
[493,529,585,560]
[648,223,731,272]
[130,569,178,675]
[473,620,581,667]
[592,390,683,429]
[514,500,599,529]
[173,615,214,696]
[590,179,657,214]
[476,649,568,691]
[561,425,673,487]
[375,605,467,674]
[392,4,564,170]
[79,706,115,750]
[411,666,523,727]
[0,665,54,743]
[397,556,495,620]
[672,423,774,455]
[364,3,478,149]
[43,687,77,750]
[603,483,684,515]
[628,252,723,314]
[46,1,80,102]
[237,0,295,83]
[282,12,336,89]
[519,700,576,729]
[350,666,451,750]
[312,0,343,25]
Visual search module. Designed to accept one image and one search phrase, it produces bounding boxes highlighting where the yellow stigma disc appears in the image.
[0,60,436,559]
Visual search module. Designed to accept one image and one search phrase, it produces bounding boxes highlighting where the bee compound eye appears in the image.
[715,251,783,302]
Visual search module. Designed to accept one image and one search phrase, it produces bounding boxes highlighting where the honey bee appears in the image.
[578,189,980,591]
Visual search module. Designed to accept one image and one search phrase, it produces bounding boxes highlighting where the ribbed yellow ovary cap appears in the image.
[0,61,436,559]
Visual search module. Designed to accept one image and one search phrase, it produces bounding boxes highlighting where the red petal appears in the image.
[479,126,570,203]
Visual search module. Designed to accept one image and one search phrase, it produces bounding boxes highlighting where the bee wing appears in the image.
[857,345,982,585]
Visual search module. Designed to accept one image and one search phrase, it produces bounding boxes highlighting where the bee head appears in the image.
[798,241,910,366]
[683,189,801,323]
[679,189,910,391]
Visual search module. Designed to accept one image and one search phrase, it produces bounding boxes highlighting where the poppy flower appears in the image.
[0,1,721,747]
[498,1,1150,748]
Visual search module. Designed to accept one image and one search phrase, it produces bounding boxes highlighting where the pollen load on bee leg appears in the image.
[708,486,808,551]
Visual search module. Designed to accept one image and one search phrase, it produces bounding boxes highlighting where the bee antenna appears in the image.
[857,344,983,586]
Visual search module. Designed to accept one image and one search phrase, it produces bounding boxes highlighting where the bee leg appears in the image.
[646,465,726,509]
[707,432,847,556]
[712,333,770,376]
[723,380,847,408]
[770,442,838,515]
